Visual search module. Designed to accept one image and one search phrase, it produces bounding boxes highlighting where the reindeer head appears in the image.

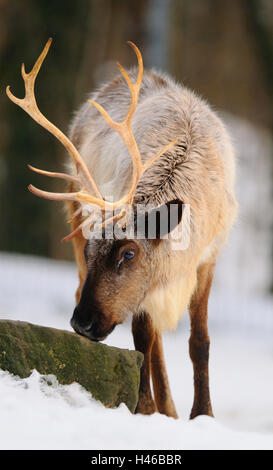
[71,200,184,340]
[7,39,182,341]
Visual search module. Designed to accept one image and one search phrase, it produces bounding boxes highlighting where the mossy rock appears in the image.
[0,320,143,413]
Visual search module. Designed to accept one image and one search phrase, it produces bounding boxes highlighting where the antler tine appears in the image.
[63,207,127,243]
[6,38,102,199]
[67,206,83,224]
[127,42,143,88]
[98,208,127,230]
[89,41,143,130]
[61,215,95,243]
[28,184,80,201]
[27,182,115,210]
[124,41,143,123]
[28,164,80,184]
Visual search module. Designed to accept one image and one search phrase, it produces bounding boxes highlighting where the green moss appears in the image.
[0,320,143,413]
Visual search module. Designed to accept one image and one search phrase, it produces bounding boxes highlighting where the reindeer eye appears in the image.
[124,250,135,260]
[117,249,135,273]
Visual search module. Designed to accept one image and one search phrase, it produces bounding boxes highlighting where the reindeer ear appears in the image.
[135,199,184,239]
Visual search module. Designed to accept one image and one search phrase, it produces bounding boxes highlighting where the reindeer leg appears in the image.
[132,312,156,415]
[189,262,215,419]
[151,332,178,418]
[67,183,87,304]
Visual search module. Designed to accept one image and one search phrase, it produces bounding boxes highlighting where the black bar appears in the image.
[0,449,270,466]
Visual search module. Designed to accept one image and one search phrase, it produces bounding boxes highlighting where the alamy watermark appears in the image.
[79,200,191,251]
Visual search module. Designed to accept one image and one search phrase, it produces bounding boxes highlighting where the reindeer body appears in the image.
[8,40,237,419]
[68,69,237,332]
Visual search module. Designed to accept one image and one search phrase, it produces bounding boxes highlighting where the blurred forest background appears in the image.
[0,0,272,291]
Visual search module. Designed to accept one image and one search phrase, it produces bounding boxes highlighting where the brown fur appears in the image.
[151,332,178,418]
[131,312,178,418]
[189,262,215,418]
[132,312,156,415]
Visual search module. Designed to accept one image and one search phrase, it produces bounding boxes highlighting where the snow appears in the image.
[0,252,272,450]
[0,369,272,450]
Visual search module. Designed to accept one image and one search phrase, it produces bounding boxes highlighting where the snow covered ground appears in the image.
[0,253,272,450]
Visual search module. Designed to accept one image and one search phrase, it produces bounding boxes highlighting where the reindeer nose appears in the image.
[70,309,94,338]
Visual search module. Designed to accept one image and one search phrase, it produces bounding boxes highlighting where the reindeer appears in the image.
[7,39,237,419]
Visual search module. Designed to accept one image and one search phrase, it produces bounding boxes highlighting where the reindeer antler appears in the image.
[6,39,177,241]
[6,39,103,201]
